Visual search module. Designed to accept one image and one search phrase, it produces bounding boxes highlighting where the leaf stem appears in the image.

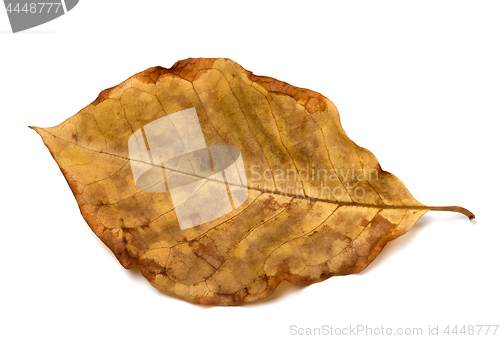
[428,206,475,220]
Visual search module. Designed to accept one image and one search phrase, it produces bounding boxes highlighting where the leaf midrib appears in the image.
[34,127,473,218]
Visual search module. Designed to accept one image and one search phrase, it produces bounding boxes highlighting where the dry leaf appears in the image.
[31,58,473,305]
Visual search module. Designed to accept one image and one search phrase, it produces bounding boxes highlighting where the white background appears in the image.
[1,1,498,338]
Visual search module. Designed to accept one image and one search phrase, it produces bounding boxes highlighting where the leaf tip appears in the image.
[28,126,43,134]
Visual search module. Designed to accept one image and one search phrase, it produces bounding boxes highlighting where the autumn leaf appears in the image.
[31,58,474,306]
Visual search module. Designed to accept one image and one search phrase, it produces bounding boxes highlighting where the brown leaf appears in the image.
[31,58,474,306]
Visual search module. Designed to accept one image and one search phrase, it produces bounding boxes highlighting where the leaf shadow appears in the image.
[126,266,146,281]
[119,212,473,306]
[119,252,306,307]
[242,280,305,308]
[357,213,468,275]
[169,279,306,309]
